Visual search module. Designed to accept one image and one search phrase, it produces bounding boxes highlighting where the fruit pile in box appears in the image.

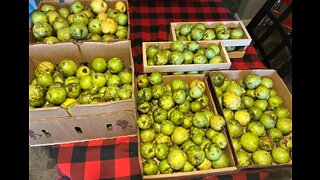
[136,73,236,176]
[173,22,248,53]
[147,41,224,66]
[175,22,243,40]
[209,71,292,166]
[29,57,132,111]
[143,40,231,73]
[30,0,129,43]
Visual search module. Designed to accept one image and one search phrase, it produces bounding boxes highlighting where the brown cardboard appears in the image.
[137,74,238,179]
[29,0,130,44]
[170,21,252,58]
[30,111,137,146]
[29,40,137,146]
[207,70,292,170]
[142,41,231,73]
[226,46,246,59]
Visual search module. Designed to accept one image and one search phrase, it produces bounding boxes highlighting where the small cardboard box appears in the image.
[29,0,130,44]
[170,21,252,58]
[142,41,231,73]
[207,69,292,170]
[137,74,238,179]
[29,40,137,146]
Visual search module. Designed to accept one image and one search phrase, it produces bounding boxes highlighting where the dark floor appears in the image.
[29,146,57,180]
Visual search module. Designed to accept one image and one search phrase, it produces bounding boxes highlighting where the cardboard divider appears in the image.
[170,21,252,58]
[30,0,130,44]
[29,40,137,146]
[207,69,292,170]
[137,74,238,179]
[78,41,133,70]
[30,111,136,146]
[142,41,231,73]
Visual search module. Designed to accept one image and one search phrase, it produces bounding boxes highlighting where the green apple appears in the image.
[70,1,84,14]
[88,19,102,34]
[91,57,107,73]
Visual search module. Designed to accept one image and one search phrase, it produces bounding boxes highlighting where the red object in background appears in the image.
[272,0,292,30]
[272,11,292,29]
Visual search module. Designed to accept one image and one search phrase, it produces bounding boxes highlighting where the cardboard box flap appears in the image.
[79,41,133,70]
[29,107,70,119]
[29,43,82,64]
[30,110,137,146]
[69,99,134,116]
[29,42,82,83]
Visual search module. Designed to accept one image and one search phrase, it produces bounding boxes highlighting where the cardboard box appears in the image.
[137,74,238,179]
[170,21,252,58]
[142,41,231,73]
[29,40,137,146]
[29,0,130,44]
[207,70,292,170]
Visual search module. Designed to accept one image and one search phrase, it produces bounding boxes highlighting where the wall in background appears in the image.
[237,0,267,25]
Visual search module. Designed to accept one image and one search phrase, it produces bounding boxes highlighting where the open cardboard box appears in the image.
[142,41,231,73]
[29,40,137,146]
[169,21,252,58]
[137,74,238,179]
[29,0,130,44]
[207,69,292,170]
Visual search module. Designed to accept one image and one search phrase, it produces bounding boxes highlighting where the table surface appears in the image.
[52,0,270,179]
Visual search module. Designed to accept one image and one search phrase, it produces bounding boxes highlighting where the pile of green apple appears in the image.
[175,23,244,53]
[147,40,224,66]
[210,72,292,166]
[29,57,132,110]
[31,0,128,44]
[136,72,231,175]
[175,23,244,41]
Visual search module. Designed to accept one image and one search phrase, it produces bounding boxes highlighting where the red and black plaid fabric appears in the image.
[230,46,267,70]
[51,0,270,179]
[52,136,141,180]
[51,136,270,180]
[129,0,266,73]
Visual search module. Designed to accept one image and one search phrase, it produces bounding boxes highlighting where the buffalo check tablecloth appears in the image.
[51,0,270,179]
[52,136,271,180]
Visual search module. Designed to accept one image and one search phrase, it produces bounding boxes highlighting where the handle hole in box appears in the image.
[106,123,113,131]
[74,127,83,133]
[41,130,51,137]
